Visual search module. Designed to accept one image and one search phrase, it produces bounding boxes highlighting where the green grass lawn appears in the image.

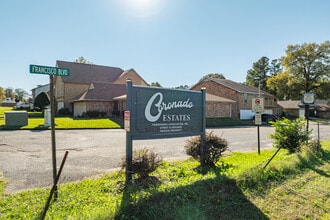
[0,107,254,130]
[0,107,122,129]
[1,141,329,219]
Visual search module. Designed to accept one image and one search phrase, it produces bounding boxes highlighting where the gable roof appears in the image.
[315,103,330,112]
[277,100,302,109]
[74,82,126,102]
[111,92,237,103]
[114,68,149,85]
[56,60,124,84]
[206,93,236,103]
[208,78,263,94]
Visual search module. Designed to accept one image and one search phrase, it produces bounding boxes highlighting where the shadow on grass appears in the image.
[0,124,49,130]
[193,162,234,176]
[31,125,50,130]
[297,149,330,177]
[114,175,269,220]
[0,125,24,130]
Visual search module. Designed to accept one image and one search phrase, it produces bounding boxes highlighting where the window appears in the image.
[244,93,248,104]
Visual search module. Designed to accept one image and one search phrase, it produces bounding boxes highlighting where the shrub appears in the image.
[185,131,228,167]
[100,111,107,117]
[122,148,162,180]
[302,138,322,153]
[86,110,100,118]
[33,92,50,111]
[58,108,71,116]
[270,117,312,153]
[112,110,121,117]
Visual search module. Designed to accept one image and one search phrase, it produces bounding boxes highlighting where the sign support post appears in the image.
[200,88,206,169]
[252,98,264,155]
[257,125,260,155]
[49,75,58,200]
[125,80,133,184]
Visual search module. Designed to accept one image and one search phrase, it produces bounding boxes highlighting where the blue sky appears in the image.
[1,0,329,94]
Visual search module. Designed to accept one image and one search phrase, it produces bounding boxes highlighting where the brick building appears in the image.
[191,78,281,119]
[54,61,148,117]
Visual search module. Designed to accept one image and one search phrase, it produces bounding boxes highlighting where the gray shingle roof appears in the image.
[56,60,124,84]
[74,82,126,101]
[206,93,236,103]
[209,78,260,94]
[277,100,302,109]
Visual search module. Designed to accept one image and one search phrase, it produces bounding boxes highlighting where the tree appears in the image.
[199,73,226,81]
[14,88,29,101]
[246,56,270,91]
[74,56,93,64]
[281,41,330,117]
[5,87,14,98]
[270,117,311,153]
[267,71,302,100]
[246,57,282,94]
[150,82,162,87]
[269,59,282,76]
[0,87,5,102]
[314,80,330,99]
[174,85,189,90]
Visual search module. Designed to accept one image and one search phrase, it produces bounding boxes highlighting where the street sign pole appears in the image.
[254,112,262,155]
[30,64,70,200]
[257,125,260,155]
[252,98,264,155]
[49,75,58,200]
[125,80,133,185]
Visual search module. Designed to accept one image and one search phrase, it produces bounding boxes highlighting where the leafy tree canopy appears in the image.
[199,73,226,81]
[245,57,282,92]
[150,82,162,87]
[0,87,5,102]
[0,87,30,102]
[74,56,93,64]
[14,88,30,101]
[174,85,189,90]
[5,87,14,98]
[281,41,330,95]
[267,71,300,100]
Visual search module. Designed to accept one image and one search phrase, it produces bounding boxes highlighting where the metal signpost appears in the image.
[125,80,206,183]
[252,97,264,154]
[30,64,70,200]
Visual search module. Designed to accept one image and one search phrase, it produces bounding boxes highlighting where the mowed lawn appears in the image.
[0,107,122,129]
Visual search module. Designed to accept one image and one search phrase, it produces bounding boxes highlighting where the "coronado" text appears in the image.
[145,92,193,122]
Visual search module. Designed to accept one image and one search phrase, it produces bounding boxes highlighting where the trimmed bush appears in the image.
[85,110,107,118]
[185,131,228,167]
[33,92,50,111]
[58,108,71,116]
[122,148,162,180]
[86,110,99,118]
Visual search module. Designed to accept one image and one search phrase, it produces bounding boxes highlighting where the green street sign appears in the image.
[29,64,70,76]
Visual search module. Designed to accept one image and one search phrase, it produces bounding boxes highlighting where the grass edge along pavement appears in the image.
[0,106,256,130]
[0,141,329,219]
